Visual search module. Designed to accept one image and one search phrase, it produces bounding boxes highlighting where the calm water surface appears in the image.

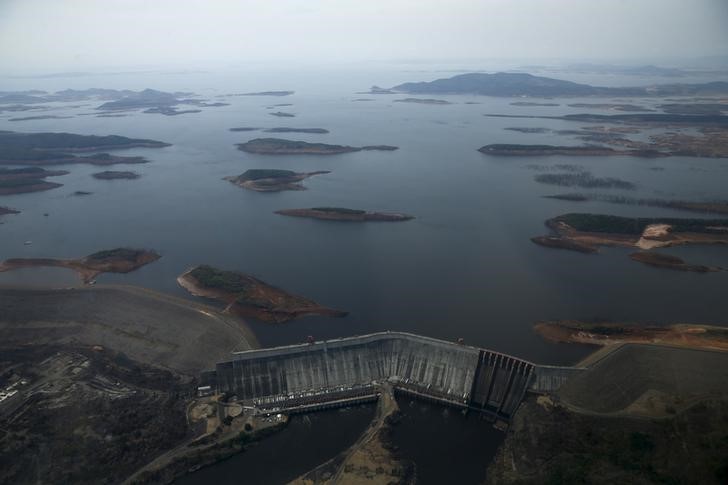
[2,67,727,483]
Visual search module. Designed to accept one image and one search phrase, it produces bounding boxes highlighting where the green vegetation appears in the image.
[554,213,728,234]
[238,169,297,181]
[85,248,146,262]
[310,207,366,215]
[0,131,167,150]
[189,265,253,294]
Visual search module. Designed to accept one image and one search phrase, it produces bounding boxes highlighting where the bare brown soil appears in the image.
[534,219,728,255]
[178,267,348,323]
[534,321,728,352]
[629,251,721,272]
[0,248,160,284]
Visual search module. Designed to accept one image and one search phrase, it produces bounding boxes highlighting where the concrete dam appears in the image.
[209,332,581,421]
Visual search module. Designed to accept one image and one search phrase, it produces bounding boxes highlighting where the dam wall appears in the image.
[212,332,582,420]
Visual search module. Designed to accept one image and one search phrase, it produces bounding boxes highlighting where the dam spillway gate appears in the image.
[208,332,580,421]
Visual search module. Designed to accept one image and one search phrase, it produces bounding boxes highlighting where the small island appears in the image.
[143,107,201,116]
[224,169,330,192]
[92,171,140,180]
[237,138,358,155]
[177,265,347,323]
[0,206,19,216]
[263,127,329,134]
[269,111,295,117]
[275,207,414,222]
[0,248,160,284]
[629,252,719,272]
[393,98,452,105]
[531,213,728,262]
[478,143,665,158]
[239,91,294,97]
[229,127,261,132]
[534,321,728,352]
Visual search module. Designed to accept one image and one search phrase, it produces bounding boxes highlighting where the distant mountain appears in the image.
[385,72,728,97]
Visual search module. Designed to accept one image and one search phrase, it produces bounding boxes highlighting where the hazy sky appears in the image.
[1,0,727,71]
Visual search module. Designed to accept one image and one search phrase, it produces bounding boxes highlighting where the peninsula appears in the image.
[177,265,347,323]
[275,207,414,222]
[0,248,160,283]
[534,321,728,352]
[531,213,728,255]
[224,169,330,192]
[0,166,68,193]
[237,138,397,155]
[0,178,63,195]
[0,131,167,166]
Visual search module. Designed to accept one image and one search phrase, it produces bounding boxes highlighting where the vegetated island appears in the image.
[177,265,347,323]
[535,171,635,190]
[237,91,294,97]
[510,101,560,107]
[0,131,167,166]
[567,103,653,112]
[269,111,295,117]
[92,170,140,180]
[0,248,160,284]
[263,127,329,134]
[629,251,720,272]
[478,143,665,158]
[229,127,261,132]
[544,193,728,216]
[275,207,414,222]
[223,169,330,192]
[236,138,398,155]
[534,321,728,351]
[393,98,452,105]
[531,213,728,256]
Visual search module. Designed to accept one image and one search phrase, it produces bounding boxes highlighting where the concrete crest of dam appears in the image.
[204,332,582,421]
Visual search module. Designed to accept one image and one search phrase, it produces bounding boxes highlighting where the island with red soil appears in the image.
[629,252,721,272]
[275,207,414,222]
[177,265,347,323]
[534,320,728,352]
[0,248,161,284]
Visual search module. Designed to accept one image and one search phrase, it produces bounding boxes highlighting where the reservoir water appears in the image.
[2,66,727,482]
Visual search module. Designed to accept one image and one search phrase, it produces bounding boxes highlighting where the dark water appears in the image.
[175,405,375,485]
[2,66,728,482]
[392,397,505,485]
